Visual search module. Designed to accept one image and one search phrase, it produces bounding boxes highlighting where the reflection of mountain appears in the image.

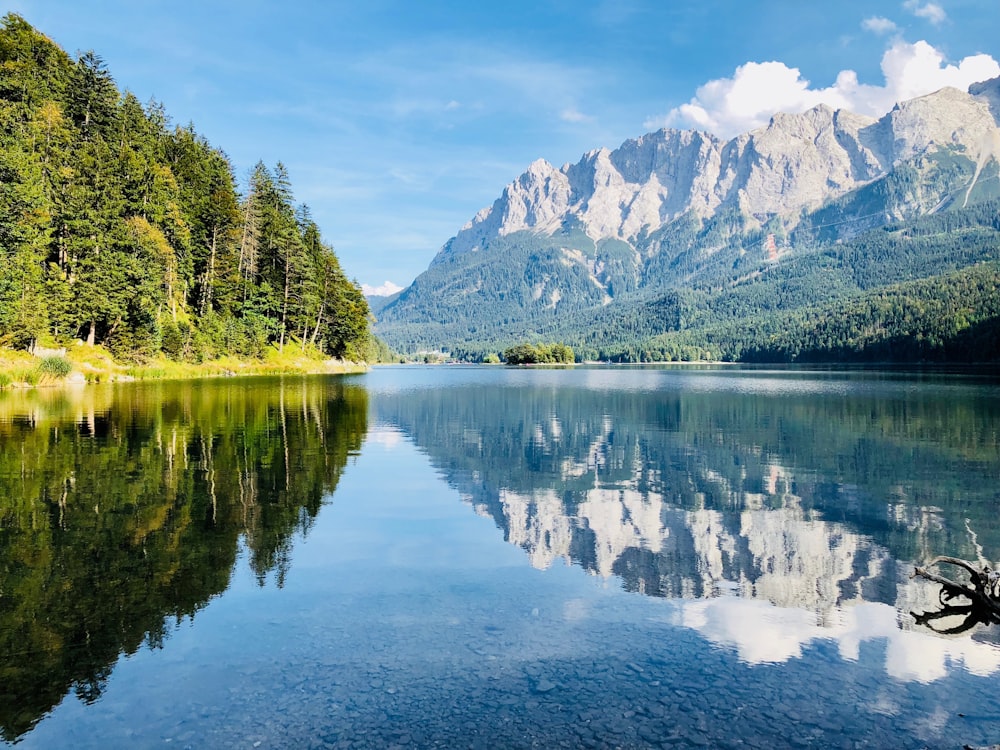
[0,378,367,741]
[373,374,1000,621]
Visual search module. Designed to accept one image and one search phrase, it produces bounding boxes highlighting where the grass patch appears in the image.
[0,341,366,389]
[38,356,72,378]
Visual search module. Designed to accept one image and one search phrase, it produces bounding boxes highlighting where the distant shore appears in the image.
[0,344,367,389]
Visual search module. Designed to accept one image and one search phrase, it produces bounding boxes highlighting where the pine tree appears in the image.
[0,123,50,347]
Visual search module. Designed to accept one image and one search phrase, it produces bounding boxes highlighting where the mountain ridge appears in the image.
[436,81,998,262]
[377,78,1000,358]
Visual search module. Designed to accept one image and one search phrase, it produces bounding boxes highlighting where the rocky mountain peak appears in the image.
[886,84,998,162]
[431,80,1000,269]
[970,75,1000,121]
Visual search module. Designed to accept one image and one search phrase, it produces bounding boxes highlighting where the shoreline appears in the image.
[0,345,367,390]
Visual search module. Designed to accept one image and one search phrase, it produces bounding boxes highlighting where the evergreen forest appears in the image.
[0,15,371,364]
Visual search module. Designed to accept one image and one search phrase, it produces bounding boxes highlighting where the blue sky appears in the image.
[8,1,1000,293]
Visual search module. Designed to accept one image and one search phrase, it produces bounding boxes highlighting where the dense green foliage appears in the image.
[503,342,575,364]
[0,378,368,740]
[740,264,1000,363]
[0,15,370,362]
[363,333,403,363]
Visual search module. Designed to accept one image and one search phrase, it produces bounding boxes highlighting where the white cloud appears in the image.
[362,280,405,297]
[904,0,947,25]
[647,40,1000,138]
[560,108,592,123]
[878,40,999,102]
[862,16,898,35]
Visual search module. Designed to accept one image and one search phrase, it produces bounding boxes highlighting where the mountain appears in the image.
[375,80,1000,360]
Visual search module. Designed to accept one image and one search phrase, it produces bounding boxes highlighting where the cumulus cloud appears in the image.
[904,0,947,25]
[862,16,898,35]
[647,40,1000,138]
[361,280,405,297]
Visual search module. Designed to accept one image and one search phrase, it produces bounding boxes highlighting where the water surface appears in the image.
[1,366,999,748]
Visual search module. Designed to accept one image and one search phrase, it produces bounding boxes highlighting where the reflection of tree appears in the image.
[912,602,1000,635]
[912,555,1000,635]
[0,378,367,741]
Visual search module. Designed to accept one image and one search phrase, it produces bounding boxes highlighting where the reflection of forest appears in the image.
[0,378,367,741]
[374,379,1000,615]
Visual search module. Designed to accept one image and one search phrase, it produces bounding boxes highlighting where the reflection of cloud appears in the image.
[682,596,1000,683]
[683,598,818,663]
[368,428,405,448]
[563,598,590,622]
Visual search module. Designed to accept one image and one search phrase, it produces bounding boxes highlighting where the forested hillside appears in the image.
[392,200,1000,364]
[568,202,1000,363]
[0,15,371,363]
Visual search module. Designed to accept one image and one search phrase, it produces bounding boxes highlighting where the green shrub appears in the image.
[133,367,167,380]
[0,373,10,388]
[38,356,73,378]
[160,320,184,360]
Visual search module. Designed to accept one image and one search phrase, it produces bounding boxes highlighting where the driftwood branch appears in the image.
[912,556,1000,620]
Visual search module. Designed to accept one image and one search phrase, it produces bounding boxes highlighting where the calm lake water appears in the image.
[2,365,1000,749]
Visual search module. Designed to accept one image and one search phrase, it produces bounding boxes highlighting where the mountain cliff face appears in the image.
[441,84,997,260]
[377,79,1000,355]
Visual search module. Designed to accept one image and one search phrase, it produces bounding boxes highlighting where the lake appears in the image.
[1,365,999,749]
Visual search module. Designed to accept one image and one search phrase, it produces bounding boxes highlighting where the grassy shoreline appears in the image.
[0,343,367,389]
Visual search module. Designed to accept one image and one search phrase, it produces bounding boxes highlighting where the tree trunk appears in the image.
[279,263,290,352]
[199,226,218,316]
[310,302,325,346]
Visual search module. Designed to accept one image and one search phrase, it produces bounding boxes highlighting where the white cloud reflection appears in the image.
[681,596,1000,683]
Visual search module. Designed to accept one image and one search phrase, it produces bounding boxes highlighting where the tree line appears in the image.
[0,14,371,362]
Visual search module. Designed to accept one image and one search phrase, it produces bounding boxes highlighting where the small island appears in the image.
[502,342,575,365]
